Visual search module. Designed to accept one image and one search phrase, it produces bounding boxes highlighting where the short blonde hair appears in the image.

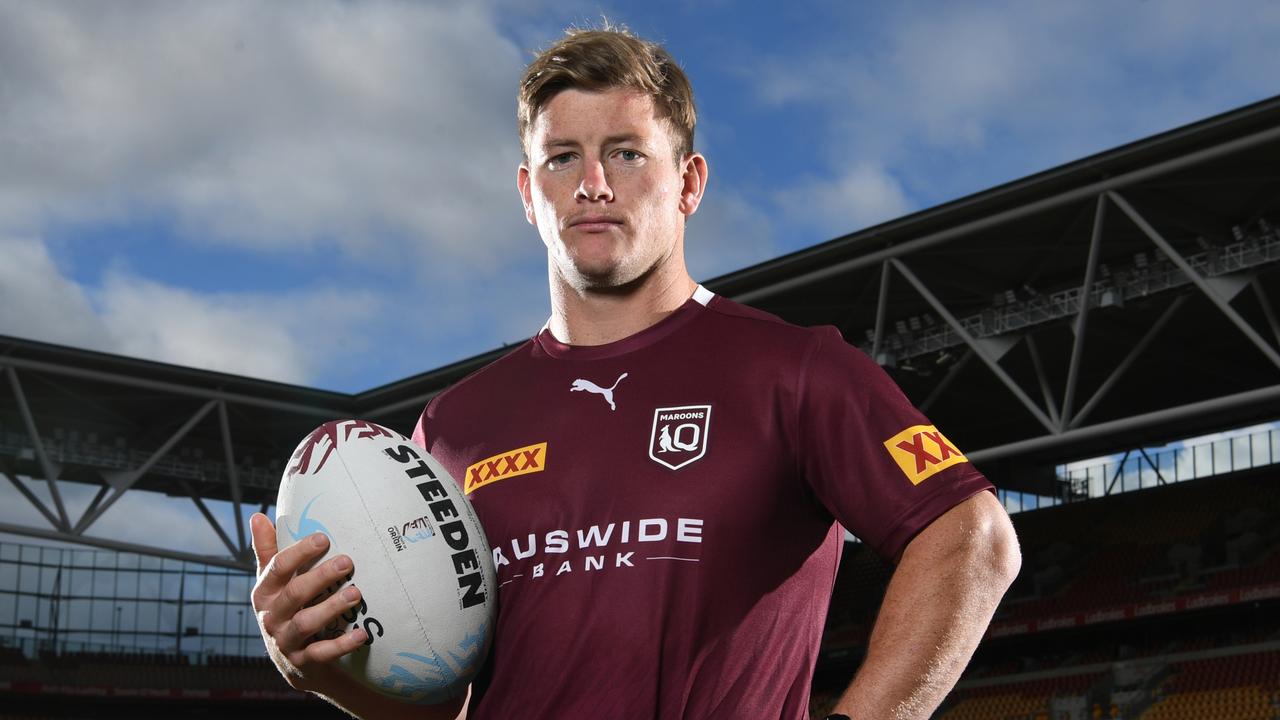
[517,26,697,161]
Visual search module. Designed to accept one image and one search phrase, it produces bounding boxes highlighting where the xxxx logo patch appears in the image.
[884,425,967,485]
[465,442,547,494]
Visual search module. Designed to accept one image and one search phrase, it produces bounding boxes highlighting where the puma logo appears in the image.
[570,372,629,411]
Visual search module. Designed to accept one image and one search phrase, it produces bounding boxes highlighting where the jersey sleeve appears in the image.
[410,400,433,451]
[796,326,994,561]
[411,395,469,493]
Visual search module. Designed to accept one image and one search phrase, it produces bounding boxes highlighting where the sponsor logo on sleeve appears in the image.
[649,405,711,470]
[464,442,547,494]
[884,425,968,485]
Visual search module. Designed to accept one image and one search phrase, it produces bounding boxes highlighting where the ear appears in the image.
[677,152,708,217]
[517,163,537,227]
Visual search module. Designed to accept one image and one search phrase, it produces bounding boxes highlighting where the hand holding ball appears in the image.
[274,419,495,704]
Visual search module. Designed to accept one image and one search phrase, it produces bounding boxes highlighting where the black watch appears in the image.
[824,715,852,720]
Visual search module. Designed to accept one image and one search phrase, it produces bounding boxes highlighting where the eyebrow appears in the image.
[541,133,647,152]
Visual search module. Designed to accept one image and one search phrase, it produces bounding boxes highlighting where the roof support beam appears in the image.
[920,348,974,415]
[1069,295,1187,430]
[890,258,1057,434]
[5,367,70,531]
[218,401,247,556]
[81,484,112,525]
[1025,335,1061,428]
[872,260,892,364]
[72,399,217,535]
[179,479,241,560]
[1,355,348,419]
[1061,195,1107,430]
[1252,278,1280,349]
[1139,447,1168,486]
[969,382,1280,464]
[1109,190,1280,370]
[1,461,62,529]
[0,520,252,572]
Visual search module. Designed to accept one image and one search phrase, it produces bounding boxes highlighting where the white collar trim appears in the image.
[540,284,715,334]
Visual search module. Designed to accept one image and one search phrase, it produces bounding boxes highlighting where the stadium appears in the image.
[2,88,1279,720]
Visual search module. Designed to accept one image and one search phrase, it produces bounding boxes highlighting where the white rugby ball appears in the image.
[275,419,495,704]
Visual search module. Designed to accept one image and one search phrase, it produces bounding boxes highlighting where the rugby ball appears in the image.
[275,419,495,704]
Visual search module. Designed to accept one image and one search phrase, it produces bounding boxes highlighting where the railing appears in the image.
[0,539,261,658]
[998,423,1280,515]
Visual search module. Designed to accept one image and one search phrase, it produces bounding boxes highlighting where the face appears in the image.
[517,88,707,291]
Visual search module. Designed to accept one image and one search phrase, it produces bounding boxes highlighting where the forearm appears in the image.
[831,493,1020,719]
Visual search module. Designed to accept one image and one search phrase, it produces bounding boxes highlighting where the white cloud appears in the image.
[0,237,112,349]
[774,163,911,239]
[0,236,382,384]
[750,0,1280,213]
[97,271,384,385]
[685,188,778,281]
[0,0,530,266]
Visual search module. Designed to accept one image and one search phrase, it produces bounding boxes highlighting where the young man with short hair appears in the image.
[251,26,1020,720]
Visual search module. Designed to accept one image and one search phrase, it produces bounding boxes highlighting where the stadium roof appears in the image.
[3,95,1279,567]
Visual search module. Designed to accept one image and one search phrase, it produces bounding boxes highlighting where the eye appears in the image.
[615,149,643,163]
[546,152,576,169]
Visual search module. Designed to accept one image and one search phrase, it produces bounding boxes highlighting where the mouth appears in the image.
[568,215,624,233]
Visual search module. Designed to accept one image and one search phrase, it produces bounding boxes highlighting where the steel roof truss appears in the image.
[1067,295,1188,430]
[1061,195,1107,430]
[5,367,71,530]
[0,461,62,529]
[1024,335,1061,428]
[0,520,251,572]
[969,383,1280,463]
[1109,190,1280,370]
[1,355,347,419]
[920,348,975,415]
[890,258,1058,434]
[1139,447,1168,486]
[71,399,217,535]
[178,478,241,560]
[1253,279,1280,348]
[80,483,111,524]
[218,401,246,556]
[872,260,892,364]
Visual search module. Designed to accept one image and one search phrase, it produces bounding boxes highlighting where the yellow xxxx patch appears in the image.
[464,442,547,494]
[883,425,968,485]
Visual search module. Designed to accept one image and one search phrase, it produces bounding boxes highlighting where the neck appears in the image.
[547,266,697,346]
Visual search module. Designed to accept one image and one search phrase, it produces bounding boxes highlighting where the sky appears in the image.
[3,0,1280,393]
[2,0,1280,560]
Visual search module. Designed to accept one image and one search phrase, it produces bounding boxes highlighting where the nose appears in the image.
[575,159,613,203]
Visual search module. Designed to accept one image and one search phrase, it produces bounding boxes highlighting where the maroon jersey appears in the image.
[413,286,992,719]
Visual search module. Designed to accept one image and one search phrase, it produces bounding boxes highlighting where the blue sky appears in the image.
[3,0,1279,393]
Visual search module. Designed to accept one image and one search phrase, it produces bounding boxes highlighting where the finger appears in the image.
[269,551,353,626]
[287,583,363,647]
[250,513,278,574]
[292,625,370,667]
[258,531,330,600]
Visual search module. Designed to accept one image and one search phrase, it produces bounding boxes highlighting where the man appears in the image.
[251,26,1020,720]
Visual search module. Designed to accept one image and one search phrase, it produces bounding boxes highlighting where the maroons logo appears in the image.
[648,405,711,471]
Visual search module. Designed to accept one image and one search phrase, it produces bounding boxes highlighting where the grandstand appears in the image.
[3,94,1279,718]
